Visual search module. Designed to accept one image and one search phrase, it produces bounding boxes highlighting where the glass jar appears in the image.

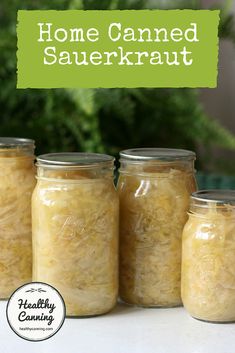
[182,190,235,323]
[0,137,35,299]
[32,153,119,317]
[118,148,197,307]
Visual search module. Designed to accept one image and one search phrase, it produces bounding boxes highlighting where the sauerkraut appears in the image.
[181,206,235,322]
[32,171,119,316]
[0,152,35,298]
[118,166,196,307]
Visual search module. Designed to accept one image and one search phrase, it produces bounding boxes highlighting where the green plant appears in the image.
[0,0,235,173]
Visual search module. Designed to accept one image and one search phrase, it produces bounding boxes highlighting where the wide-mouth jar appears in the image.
[32,152,119,317]
[0,137,35,299]
[118,148,197,307]
[182,190,235,323]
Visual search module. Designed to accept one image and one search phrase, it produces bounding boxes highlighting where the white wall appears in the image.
[200,1,235,171]
[201,0,235,133]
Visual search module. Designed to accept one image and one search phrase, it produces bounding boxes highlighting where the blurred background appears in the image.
[0,0,235,188]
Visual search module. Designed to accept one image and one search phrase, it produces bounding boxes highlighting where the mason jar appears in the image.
[0,137,35,298]
[32,153,119,317]
[182,190,235,323]
[118,148,197,307]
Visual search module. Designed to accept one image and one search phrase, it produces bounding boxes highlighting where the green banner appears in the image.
[17,10,220,88]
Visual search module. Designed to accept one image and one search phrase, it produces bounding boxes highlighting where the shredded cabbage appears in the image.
[32,173,118,316]
[0,153,35,298]
[118,167,196,307]
[182,207,235,322]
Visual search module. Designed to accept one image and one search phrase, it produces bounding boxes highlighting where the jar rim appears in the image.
[120,148,196,161]
[191,190,235,206]
[0,137,35,148]
[36,152,114,168]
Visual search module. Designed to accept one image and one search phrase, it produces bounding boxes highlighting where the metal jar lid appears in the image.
[0,137,35,148]
[191,190,235,206]
[120,148,196,162]
[36,152,114,168]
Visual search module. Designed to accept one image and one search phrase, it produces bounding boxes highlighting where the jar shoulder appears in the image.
[183,215,235,242]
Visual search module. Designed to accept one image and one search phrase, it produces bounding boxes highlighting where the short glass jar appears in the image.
[118,148,197,307]
[0,137,35,299]
[32,153,119,317]
[182,190,235,323]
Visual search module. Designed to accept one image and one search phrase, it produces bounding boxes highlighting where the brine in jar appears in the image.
[0,137,35,298]
[32,153,119,317]
[118,148,197,307]
[182,190,235,322]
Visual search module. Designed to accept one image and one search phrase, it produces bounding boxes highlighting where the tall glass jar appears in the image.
[32,153,119,317]
[0,137,35,298]
[182,190,235,323]
[118,148,197,307]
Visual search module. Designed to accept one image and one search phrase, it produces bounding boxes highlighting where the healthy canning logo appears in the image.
[6,282,66,341]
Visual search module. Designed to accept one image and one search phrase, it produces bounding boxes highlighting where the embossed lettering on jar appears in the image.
[32,153,119,317]
[118,148,197,307]
[182,190,235,323]
[0,138,35,298]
